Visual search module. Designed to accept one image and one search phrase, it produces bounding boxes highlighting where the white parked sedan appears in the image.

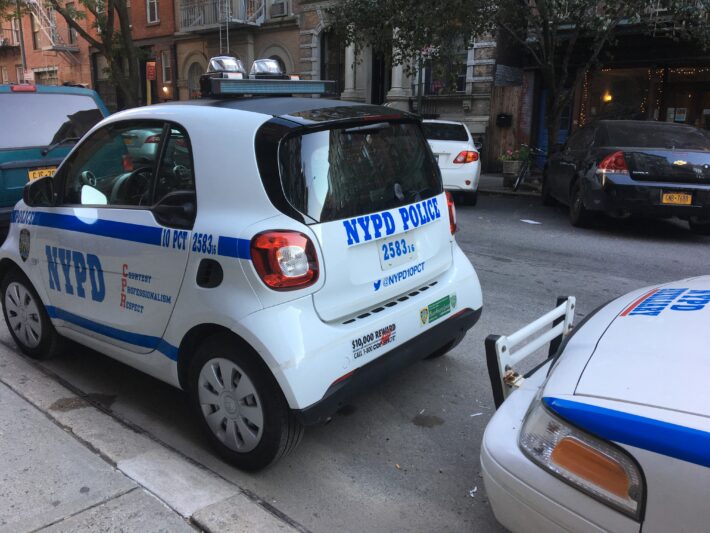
[481,278,710,532]
[422,120,481,205]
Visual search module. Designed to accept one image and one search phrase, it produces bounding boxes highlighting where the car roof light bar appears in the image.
[209,78,333,97]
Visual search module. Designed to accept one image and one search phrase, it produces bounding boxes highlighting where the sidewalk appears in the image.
[478,173,541,197]
[0,340,300,533]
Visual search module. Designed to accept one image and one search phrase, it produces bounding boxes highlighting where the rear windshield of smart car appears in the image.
[604,123,710,150]
[421,123,468,142]
[279,122,442,223]
[0,93,103,150]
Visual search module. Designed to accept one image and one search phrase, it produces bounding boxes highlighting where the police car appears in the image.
[0,68,483,471]
[481,279,710,532]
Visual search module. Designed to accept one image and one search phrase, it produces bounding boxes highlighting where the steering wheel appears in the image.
[112,167,153,206]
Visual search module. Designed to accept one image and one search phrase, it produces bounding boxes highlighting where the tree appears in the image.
[496,0,710,152]
[329,0,710,152]
[1,0,141,108]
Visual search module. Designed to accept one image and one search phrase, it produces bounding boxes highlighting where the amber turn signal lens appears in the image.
[551,437,630,499]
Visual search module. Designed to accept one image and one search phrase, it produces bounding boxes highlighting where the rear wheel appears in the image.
[689,217,710,235]
[463,191,478,207]
[1,269,63,359]
[188,334,303,471]
[569,181,594,228]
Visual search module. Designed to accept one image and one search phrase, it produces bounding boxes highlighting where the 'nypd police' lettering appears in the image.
[46,246,106,302]
[343,198,442,246]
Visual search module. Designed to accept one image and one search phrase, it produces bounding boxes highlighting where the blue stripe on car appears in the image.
[544,397,710,468]
[13,210,251,259]
[46,305,178,361]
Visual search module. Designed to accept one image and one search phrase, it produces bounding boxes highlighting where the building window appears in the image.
[31,14,41,50]
[1,67,8,84]
[16,66,24,83]
[35,68,59,86]
[66,3,77,44]
[146,0,159,23]
[187,62,202,99]
[11,18,20,45]
[320,30,345,96]
[161,50,172,83]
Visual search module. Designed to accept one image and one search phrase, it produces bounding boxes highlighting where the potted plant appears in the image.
[500,146,530,187]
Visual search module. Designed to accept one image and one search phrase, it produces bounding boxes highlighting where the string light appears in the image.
[579,70,590,126]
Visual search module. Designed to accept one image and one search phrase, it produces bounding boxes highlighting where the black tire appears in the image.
[540,173,556,206]
[689,217,710,235]
[1,268,63,359]
[569,181,593,228]
[464,191,478,207]
[187,333,303,471]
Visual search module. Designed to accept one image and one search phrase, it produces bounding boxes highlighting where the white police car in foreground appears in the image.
[0,74,482,471]
[481,279,710,532]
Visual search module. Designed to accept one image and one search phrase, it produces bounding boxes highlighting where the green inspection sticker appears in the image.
[420,293,456,325]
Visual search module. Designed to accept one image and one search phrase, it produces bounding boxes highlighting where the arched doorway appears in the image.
[187,62,203,99]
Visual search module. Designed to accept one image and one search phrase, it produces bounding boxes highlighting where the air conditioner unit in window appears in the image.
[270,0,287,17]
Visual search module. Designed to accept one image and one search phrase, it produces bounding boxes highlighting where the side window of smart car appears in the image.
[61,120,165,207]
[154,126,196,201]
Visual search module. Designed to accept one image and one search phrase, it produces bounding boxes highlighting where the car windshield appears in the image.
[0,93,102,150]
[605,122,710,150]
[279,122,442,223]
[422,122,468,142]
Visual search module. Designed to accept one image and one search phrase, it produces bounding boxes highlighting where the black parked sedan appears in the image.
[542,120,710,233]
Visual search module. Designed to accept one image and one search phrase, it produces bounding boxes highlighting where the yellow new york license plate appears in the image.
[28,167,57,181]
[661,192,692,205]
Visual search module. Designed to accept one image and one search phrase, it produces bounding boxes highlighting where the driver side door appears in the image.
[36,120,195,357]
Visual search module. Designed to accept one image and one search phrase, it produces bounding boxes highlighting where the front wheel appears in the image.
[1,269,63,359]
[513,163,529,191]
[569,181,594,228]
[188,334,303,471]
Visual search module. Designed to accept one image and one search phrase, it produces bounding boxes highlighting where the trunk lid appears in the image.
[427,139,471,169]
[310,194,452,322]
[625,149,710,184]
[575,276,710,417]
[277,120,451,322]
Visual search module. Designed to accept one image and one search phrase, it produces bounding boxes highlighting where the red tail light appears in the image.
[453,151,479,164]
[144,134,161,144]
[598,151,628,174]
[11,84,36,92]
[446,191,457,234]
[250,231,319,290]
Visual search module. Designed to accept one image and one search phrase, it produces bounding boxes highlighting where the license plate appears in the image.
[378,234,417,270]
[661,192,692,205]
[28,167,56,181]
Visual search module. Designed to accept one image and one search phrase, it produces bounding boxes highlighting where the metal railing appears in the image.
[485,296,576,408]
[178,0,264,32]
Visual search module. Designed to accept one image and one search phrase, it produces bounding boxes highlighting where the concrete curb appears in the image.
[478,188,541,198]
[0,339,303,532]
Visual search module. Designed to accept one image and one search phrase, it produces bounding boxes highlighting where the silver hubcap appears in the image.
[4,282,42,349]
[198,358,264,453]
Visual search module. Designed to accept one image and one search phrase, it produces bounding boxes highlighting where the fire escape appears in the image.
[178,0,265,49]
[26,0,80,64]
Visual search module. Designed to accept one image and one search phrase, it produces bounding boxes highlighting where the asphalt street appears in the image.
[3,194,709,532]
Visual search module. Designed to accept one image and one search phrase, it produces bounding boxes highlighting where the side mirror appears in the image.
[474,141,483,151]
[23,176,54,207]
[153,190,196,229]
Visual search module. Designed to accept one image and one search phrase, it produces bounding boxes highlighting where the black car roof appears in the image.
[176,97,411,125]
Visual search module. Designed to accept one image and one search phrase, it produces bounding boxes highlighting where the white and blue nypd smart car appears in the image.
[0,73,482,471]
[481,278,710,532]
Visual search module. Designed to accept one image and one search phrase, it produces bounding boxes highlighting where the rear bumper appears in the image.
[440,163,481,192]
[584,173,710,218]
[296,306,481,425]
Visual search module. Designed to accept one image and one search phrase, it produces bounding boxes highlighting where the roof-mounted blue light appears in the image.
[207,78,332,97]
